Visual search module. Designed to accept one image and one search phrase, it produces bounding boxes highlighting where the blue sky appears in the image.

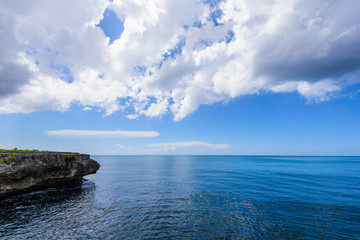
[1,91,360,155]
[0,0,360,155]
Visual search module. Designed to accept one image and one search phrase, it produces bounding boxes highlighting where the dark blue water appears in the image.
[1,156,360,239]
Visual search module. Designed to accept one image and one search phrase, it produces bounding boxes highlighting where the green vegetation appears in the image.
[2,153,19,157]
[0,148,57,154]
[0,148,42,153]
[0,149,79,163]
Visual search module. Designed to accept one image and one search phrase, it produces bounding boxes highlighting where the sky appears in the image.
[0,0,360,155]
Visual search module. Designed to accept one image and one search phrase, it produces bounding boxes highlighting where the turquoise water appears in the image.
[1,156,360,239]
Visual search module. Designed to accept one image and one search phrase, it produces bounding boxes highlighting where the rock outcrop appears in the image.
[0,151,100,198]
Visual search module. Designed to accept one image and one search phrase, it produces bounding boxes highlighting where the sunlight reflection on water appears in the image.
[1,156,360,239]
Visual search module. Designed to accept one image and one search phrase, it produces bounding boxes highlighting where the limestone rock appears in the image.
[0,152,100,198]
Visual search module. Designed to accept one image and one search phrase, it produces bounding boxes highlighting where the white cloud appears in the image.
[0,0,359,120]
[126,114,138,119]
[147,141,231,151]
[115,144,126,149]
[142,97,169,117]
[115,144,133,152]
[271,80,341,102]
[83,107,92,111]
[47,129,159,138]
[296,80,341,102]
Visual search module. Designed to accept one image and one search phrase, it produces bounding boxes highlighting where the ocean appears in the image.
[1,155,360,239]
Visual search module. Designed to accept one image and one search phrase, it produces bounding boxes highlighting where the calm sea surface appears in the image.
[1,155,360,239]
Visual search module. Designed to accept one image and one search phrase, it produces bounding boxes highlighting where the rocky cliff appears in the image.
[0,151,100,198]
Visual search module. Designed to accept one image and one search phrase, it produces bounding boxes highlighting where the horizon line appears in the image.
[89,154,360,157]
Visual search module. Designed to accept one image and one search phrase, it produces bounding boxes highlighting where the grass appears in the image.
[0,151,21,163]
[0,148,43,153]
[0,149,79,163]
[0,148,57,154]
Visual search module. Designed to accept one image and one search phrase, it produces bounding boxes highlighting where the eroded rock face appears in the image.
[0,152,100,198]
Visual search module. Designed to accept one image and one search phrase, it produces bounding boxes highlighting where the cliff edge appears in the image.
[0,150,100,198]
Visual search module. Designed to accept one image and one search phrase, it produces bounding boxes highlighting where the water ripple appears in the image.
[1,156,360,239]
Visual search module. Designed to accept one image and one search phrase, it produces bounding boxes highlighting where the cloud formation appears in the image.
[47,129,159,138]
[148,141,231,151]
[115,144,133,152]
[0,0,359,119]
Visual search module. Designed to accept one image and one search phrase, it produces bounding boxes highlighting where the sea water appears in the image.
[1,156,359,239]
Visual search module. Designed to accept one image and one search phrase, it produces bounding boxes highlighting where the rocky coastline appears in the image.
[0,150,100,199]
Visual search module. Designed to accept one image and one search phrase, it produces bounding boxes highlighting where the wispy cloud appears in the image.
[47,130,159,138]
[126,114,138,120]
[115,144,133,152]
[147,141,231,151]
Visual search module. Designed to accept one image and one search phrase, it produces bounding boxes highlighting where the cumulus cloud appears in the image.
[0,63,32,97]
[47,129,159,138]
[0,0,359,119]
[147,141,231,151]
[0,3,33,98]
